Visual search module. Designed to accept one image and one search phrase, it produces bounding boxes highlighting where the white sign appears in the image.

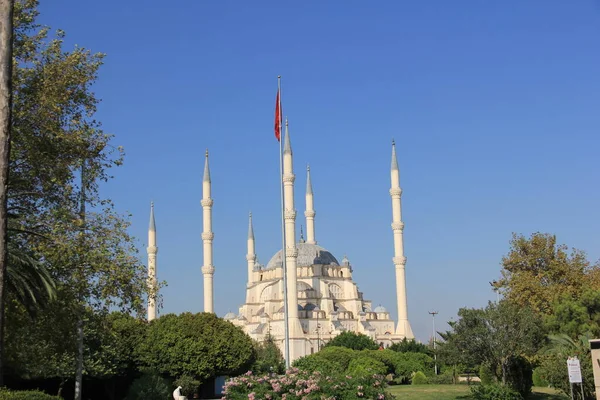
[567,357,582,383]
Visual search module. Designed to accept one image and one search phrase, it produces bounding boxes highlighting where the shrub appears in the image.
[314,346,356,370]
[346,356,388,377]
[222,368,395,400]
[358,349,400,375]
[323,331,379,350]
[0,389,60,400]
[126,372,171,400]
[504,356,533,397]
[411,371,428,385]
[389,338,433,356]
[292,354,338,376]
[174,374,200,397]
[393,352,434,384]
[470,384,523,400]
[429,371,454,384]
[532,368,548,387]
[479,364,495,385]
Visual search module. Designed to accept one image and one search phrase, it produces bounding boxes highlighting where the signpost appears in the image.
[567,357,584,400]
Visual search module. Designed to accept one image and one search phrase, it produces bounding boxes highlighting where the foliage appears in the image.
[308,346,356,371]
[545,289,600,338]
[251,335,285,375]
[346,356,388,377]
[411,371,428,385]
[494,233,600,316]
[389,338,432,356]
[537,333,595,399]
[0,389,60,400]
[323,331,379,351]
[222,368,394,400]
[479,364,495,385]
[291,354,339,376]
[392,352,435,383]
[358,349,399,375]
[503,356,533,397]
[174,375,200,397]
[428,370,455,385]
[438,300,543,387]
[125,373,171,400]
[137,312,255,381]
[470,384,523,400]
[532,368,549,388]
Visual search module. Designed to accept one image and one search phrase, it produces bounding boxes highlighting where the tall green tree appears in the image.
[494,233,599,315]
[0,0,15,386]
[545,289,600,338]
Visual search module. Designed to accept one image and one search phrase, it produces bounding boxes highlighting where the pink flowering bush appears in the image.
[222,368,395,400]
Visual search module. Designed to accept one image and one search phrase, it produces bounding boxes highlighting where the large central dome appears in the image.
[266,242,340,269]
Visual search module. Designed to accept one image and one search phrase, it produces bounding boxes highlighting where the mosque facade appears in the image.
[147,122,414,362]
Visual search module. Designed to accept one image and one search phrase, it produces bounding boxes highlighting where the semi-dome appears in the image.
[266,242,340,269]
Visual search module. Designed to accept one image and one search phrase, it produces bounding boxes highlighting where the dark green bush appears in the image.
[314,346,356,370]
[479,364,495,385]
[346,356,387,377]
[0,389,60,400]
[470,384,523,400]
[411,371,428,385]
[429,371,454,384]
[358,349,399,375]
[323,331,378,350]
[292,354,339,376]
[531,367,548,387]
[393,352,434,383]
[126,372,171,400]
[174,374,200,397]
[505,356,533,397]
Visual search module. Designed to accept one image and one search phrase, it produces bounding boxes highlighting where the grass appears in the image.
[386,384,568,400]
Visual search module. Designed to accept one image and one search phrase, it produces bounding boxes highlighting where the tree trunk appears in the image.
[0,0,14,388]
[74,313,83,400]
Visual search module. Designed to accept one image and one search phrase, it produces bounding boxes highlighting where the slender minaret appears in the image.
[282,119,301,335]
[147,202,158,322]
[305,165,316,245]
[390,140,414,338]
[246,212,256,283]
[201,150,215,313]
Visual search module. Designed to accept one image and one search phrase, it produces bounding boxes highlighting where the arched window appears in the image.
[329,283,343,299]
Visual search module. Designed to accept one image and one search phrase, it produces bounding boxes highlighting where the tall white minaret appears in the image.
[282,120,302,338]
[390,140,414,338]
[201,150,215,313]
[147,202,158,322]
[304,165,316,245]
[246,212,256,283]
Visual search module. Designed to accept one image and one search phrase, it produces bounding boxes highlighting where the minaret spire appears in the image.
[282,119,302,355]
[201,150,215,313]
[147,202,158,321]
[246,212,256,283]
[390,140,414,338]
[304,164,316,244]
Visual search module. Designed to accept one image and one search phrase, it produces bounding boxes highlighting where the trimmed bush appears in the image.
[346,356,388,377]
[429,371,454,384]
[470,384,523,400]
[126,372,171,400]
[0,389,60,400]
[412,371,428,385]
[393,352,434,384]
[292,354,338,376]
[358,349,399,375]
[532,368,548,387]
[314,346,356,371]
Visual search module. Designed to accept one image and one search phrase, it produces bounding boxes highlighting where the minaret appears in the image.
[390,140,414,338]
[147,202,158,322]
[246,212,256,283]
[201,150,215,313]
[282,119,302,338]
[304,165,316,245]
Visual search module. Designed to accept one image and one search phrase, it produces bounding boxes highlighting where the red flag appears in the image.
[274,89,281,141]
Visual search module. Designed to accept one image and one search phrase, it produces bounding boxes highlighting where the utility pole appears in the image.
[429,311,439,375]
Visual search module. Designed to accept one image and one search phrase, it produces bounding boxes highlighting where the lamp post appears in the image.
[429,311,438,375]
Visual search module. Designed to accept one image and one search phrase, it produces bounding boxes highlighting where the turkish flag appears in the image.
[274,89,281,141]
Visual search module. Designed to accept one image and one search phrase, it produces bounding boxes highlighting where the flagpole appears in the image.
[278,75,291,369]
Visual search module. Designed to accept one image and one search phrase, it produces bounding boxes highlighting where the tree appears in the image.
[545,289,600,338]
[137,312,255,382]
[389,338,432,356]
[0,0,15,386]
[251,335,285,374]
[494,233,599,315]
[323,331,378,351]
[438,300,544,394]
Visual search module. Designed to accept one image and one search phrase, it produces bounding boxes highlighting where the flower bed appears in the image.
[222,368,395,400]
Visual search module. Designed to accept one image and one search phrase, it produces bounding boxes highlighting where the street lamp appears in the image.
[429,311,439,375]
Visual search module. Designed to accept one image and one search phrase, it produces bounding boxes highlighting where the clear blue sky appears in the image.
[38,1,600,342]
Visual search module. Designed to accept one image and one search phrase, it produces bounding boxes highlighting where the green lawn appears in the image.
[386,385,568,400]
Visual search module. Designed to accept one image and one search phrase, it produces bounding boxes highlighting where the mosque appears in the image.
[145,121,414,362]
